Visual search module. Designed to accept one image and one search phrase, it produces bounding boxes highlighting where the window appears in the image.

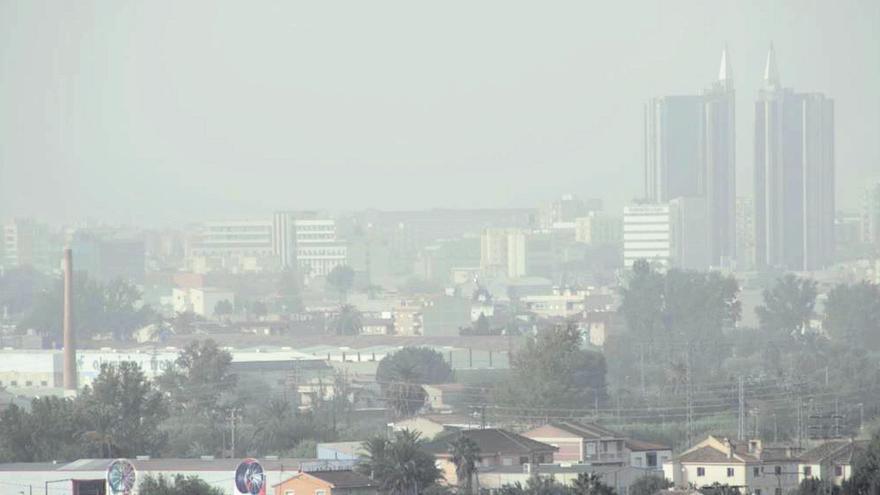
[727,467,735,477]
[646,453,657,468]
[754,467,760,477]
[315,491,326,495]
[285,491,294,495]
[519,456,529,465]
[586,443,596,455]
[835,466,843,476]
[774,466,782,475]
[697,467,706,477]
[804,466,812,477]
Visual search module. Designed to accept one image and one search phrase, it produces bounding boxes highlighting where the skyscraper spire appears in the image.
[764,43,780,87]
[718,45,733,85]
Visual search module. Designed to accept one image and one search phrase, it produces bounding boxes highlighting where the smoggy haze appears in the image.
[0,0,878,226]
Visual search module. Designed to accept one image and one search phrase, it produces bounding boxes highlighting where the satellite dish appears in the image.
[107,459,137,495]
[235,458,266,495]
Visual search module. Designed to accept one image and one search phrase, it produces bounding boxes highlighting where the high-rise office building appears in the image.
[754,46,835,271]
[644,49,736,268]
[703,49,737,267]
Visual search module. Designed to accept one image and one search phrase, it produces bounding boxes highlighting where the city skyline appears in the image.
[0,1,877,226]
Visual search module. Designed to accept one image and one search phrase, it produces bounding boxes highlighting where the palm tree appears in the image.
[358,429,441,494]
[449,434,480,494]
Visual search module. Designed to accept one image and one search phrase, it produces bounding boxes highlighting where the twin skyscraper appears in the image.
[644,46,834,272]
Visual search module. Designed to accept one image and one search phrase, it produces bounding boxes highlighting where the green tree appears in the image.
[376,347,454,386]
[756,274,818,338]
[620,261,740,343]
[334,304,363,336]
[357,429,442,494]
[572,473,616,495]
[77,361,168,458]
[792,478,840,495]
[18,275,153,342]
[213,299,234,317]
[628,475,670,495]
[157,340,237,456]
[620,259,665,342]
[824,281,880,349]
[698,483,740,495]
[137,474,225,495]
[327,265,356,302]
[0,397,81,462]
[449,434,480,494]
[495,324,607,415]
[848,431,880,494]
[277,267,304,312]
[376,348,453,417]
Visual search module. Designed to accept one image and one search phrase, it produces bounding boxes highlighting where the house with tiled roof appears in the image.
[522,421,627,464]
[664,436,801,495]
[798,438,868,488]
[273,470,377,495]
[626,438,673,470]
[422,428,557,486]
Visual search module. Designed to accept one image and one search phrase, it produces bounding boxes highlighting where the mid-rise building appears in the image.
[294,218,347,277]
[754,46,835,271]
[71,229,145,283]
[480,228,527,278]
[1,218,58,273]
[575,213,622,246]
[623,204,671,268]
[186,219,275,273]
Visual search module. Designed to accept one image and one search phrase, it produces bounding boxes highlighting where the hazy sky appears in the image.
[1,0,878,226]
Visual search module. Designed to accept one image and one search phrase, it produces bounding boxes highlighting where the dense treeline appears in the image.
[0,340,355,462]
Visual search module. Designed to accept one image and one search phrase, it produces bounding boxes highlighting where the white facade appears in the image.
[480,228,527,278]
[294,219,347,277]
[172,287,234,317]
[623,204,671,267]
[186,220,276,273]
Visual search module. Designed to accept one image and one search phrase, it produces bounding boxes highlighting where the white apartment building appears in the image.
[480,228,526,278]
[294,219,347,277]
[623,204,671,268]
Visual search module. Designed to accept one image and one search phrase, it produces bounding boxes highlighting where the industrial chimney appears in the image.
[62,248,77,391]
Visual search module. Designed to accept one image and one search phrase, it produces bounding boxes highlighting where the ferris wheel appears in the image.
[106,459,137,495]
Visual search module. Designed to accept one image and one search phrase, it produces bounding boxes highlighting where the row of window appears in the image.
[0,380,48,387]
[695,465,842,478]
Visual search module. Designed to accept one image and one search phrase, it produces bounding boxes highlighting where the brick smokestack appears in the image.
[63,248,77,390]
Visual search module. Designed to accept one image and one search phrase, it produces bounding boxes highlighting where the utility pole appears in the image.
[737,377,745,441]
[685,343,693,446]
[639,343,646,397]
[228,408,239,458]
[796,397,803,449]
[860,403,865,432]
